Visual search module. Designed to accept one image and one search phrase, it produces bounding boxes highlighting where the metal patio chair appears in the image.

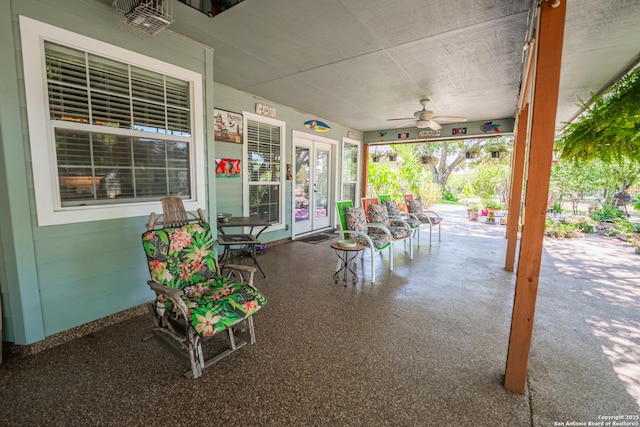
[336,200,393,283]
[403,194,442,246]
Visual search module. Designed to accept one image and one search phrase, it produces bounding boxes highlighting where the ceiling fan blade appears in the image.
[417,119,442,130]
[432,115,467,122]
[387,118,415,121]
[393,120,416,129]
[428,120,442,130]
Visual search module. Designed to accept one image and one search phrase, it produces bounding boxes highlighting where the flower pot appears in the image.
[635,246,640,255]
[486,208,496,223]
[469,212,478,221]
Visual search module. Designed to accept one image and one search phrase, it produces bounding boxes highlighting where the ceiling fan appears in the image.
[387,98,467,130]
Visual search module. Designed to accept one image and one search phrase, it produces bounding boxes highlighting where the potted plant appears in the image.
[419,154,433,164]
[387,148,398,161]
[370,145,392,162]
[483,200,501,224]
[466,202,480,221]
[632,234,640,255]
[484,139,510,159]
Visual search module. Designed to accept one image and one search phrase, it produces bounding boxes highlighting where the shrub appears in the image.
[418,181,442,208]
[442,188,458,202]
[573,217,595,234]
[545,218,584,238]
[589,203,625,221]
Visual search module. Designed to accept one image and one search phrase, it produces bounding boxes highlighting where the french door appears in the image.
[293,136,333,236]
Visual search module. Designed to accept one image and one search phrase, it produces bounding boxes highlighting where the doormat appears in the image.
[297,232,338,244]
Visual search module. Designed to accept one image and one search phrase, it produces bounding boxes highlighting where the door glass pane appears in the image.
[315,147,329,220]
[295,146,310,223]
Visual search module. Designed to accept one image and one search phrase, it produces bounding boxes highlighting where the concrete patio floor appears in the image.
[1,204,638,426]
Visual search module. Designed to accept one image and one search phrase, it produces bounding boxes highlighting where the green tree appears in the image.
[367,163,399,198]
[550,160,601,214]
[470,161,510,207]
[415,137,512,198]
[394,144,424,196]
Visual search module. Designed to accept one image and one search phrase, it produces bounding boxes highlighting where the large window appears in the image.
[243,112,285,228]
[20,16,204,225]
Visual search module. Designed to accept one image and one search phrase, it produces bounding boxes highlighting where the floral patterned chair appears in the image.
[378,194,422,247]
[367,202,414,261]
[404,194,443,246]
[141,201,266,378]
[336,200,393,283]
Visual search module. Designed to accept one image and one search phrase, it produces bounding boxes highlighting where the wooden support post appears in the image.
[361,144,369,199]
[504,104,528,271]
[504,0,567,393]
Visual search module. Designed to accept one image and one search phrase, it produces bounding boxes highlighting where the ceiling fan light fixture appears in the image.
[416,120,431,128]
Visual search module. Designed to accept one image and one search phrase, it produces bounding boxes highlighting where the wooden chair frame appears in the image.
[143,197,262,378]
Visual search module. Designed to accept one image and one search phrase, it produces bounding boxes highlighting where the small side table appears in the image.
[330,242,364,286]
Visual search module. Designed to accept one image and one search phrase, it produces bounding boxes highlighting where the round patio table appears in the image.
[330,241,364,286]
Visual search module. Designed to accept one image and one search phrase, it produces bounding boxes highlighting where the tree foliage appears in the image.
[549,160,601,214]
[557,66,640,162]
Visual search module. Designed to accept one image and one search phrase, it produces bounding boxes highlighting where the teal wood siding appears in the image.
[33,220,153,336]
[0,1,43,345]
[0,0,362,345]
[212,84,363,244]
[1,0,215,344]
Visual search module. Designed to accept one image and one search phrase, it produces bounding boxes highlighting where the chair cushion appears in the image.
[142,222,266,337]
[404,217,421,228]
[388,226,412,239]
[409,197,423,214]
[415,213,441,225]
[143,222,218,289]
[352,233,392,249]
[368,203,390,226]
[382,200,401,217]
[180,278,266,337]
[345,207,367,232]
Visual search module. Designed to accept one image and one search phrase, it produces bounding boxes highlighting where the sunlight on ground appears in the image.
[587,317,640,406]
[543,233,640,407]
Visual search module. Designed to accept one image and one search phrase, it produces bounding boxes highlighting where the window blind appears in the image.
[45,41,192,206]
[246,120,281,222]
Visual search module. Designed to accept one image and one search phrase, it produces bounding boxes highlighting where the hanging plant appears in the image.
[557,67,640,163]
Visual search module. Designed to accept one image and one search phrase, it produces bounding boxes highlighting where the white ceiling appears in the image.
[167,0,640,133]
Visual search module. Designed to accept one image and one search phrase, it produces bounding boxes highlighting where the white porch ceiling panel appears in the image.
[162,0,640,133]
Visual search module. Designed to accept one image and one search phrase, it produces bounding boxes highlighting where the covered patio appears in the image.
[2,204,638,426]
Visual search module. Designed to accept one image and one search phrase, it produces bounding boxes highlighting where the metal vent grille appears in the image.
[112,0,174,38]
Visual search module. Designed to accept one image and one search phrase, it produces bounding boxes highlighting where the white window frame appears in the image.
[20,16,205,226]
[242,111,286,231]
[340,137,362,206]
